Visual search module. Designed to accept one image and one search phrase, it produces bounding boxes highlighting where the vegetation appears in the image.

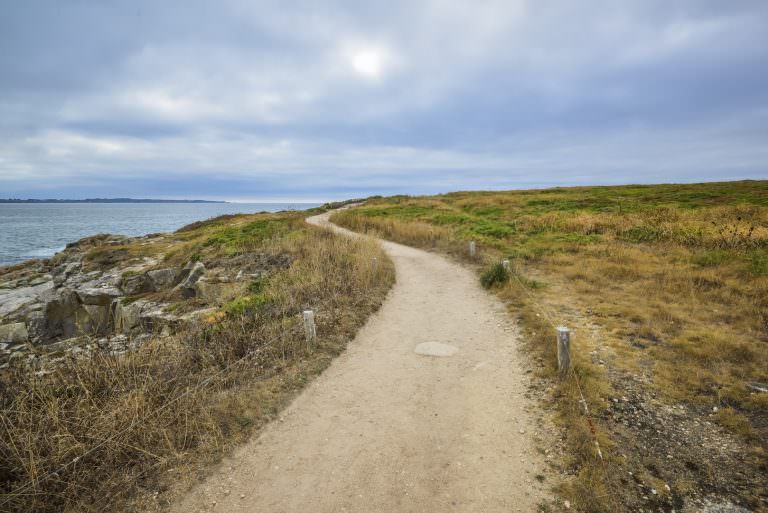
[0,209,395,513]
[332,180,768,511]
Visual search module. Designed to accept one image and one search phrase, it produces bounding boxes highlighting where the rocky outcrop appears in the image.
[1,231,289,369]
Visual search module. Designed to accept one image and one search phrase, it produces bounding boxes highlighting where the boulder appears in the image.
[122,274,154,295]
[175,262,206,298]
[44,288,80,339]
[0,322,28,344]
[75,287,122,306]
[0,280,55,317]
[147,268,178,289]
[75,304,111,334]
[139,306,180,333]
[113,299,152,333]
[25,311,47,344]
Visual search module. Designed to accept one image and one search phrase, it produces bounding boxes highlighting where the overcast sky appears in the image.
[1,1,767,201]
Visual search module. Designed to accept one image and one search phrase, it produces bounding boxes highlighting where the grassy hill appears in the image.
[332,180,768,512]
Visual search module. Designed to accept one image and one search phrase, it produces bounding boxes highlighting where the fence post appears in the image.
[502,259,510,271]
[372,257,378,273]
[303,310,317,350]
[469,241,476,258]
[556,326,571,375]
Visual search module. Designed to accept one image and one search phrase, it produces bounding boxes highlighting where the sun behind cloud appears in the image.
[352,50,383,78]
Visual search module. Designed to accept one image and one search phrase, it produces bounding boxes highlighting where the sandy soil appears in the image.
[168,211,550,513]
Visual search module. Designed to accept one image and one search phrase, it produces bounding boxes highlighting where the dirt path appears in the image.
[170,211,550,513]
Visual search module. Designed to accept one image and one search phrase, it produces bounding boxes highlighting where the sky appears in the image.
[1,0,767,201]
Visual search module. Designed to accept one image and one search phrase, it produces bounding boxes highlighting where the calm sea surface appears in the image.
[0,203,320,267]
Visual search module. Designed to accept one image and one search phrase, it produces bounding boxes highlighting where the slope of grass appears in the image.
[332,180,768,512]
[0,209,395,513]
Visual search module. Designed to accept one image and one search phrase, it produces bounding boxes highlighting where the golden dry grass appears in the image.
[0,210,395,513]
[331,180,768,512]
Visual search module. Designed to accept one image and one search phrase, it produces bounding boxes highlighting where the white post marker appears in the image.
[556,326,571,375]
[502,259,510,271]
[303,310,317,350]
[469,241,477,258]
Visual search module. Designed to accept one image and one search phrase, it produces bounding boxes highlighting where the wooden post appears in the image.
[303,310,317,350]
[469,241,476,258]
[502,259,510,271]
[372,257,378,273]
[557,326,571,375]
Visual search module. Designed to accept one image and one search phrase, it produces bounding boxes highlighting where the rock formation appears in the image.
[0,232,291,370]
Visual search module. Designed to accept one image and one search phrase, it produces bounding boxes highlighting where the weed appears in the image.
[480,262,509,288]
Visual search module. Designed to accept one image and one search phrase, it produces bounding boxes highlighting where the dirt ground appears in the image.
[168,211,554,513]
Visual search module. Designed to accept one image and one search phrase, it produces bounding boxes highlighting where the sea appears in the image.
[0,202,320,267]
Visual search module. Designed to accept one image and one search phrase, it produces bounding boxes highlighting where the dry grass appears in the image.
[0,210,395,513]
[331,180,768,511]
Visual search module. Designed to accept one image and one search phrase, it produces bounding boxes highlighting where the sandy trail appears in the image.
[170,211,549,513]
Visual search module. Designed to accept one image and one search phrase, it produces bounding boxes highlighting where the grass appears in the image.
[0,209,395,513]
[331,179,768,512]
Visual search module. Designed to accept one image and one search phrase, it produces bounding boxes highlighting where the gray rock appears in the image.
[139,306,180,333]
[44,288,80,339]
[0,322,28,344]
[75,304,111,334]
[113,299,152,333]
[25,311,47,344]
[37,336,86,355]
[147,268,178,289]
[75,287,122,306]
[122,274,154,295]
[175,262,205,298]
[0,280,55,317]
[29,275,50,286]
[52,262,81,286]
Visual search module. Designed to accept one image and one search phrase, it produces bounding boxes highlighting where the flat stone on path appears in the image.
[414,341,458,357]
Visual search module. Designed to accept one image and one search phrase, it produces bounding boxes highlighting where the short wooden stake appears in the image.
[469,241,476,258]
[557,326,571,375]
[502,259,510,271]
[303,310,317,350]
[372,257,378,273]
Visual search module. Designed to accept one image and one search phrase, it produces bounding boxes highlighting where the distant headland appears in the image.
[0,198,227,203]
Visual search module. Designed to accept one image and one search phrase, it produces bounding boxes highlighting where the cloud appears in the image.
[0,0,766,200]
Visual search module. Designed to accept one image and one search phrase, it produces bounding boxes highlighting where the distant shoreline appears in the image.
[0,198,226,204]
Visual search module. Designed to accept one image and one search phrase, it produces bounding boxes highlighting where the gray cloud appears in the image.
[0,0,766,200]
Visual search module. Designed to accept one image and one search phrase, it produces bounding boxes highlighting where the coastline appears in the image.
[0,202,321,268]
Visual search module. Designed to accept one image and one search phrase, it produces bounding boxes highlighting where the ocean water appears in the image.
[0,203,320,267]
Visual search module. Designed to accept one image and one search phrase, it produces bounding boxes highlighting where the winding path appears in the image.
[170,211,549,513]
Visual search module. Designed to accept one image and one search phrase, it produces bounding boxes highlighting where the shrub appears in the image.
[480,262,509,288]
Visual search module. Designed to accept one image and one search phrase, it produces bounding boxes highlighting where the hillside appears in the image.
[332,180,768,512]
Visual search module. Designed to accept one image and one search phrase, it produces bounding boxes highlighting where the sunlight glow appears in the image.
[352,50,383,78]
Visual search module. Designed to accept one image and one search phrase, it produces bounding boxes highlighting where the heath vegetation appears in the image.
[332,180,768,512]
